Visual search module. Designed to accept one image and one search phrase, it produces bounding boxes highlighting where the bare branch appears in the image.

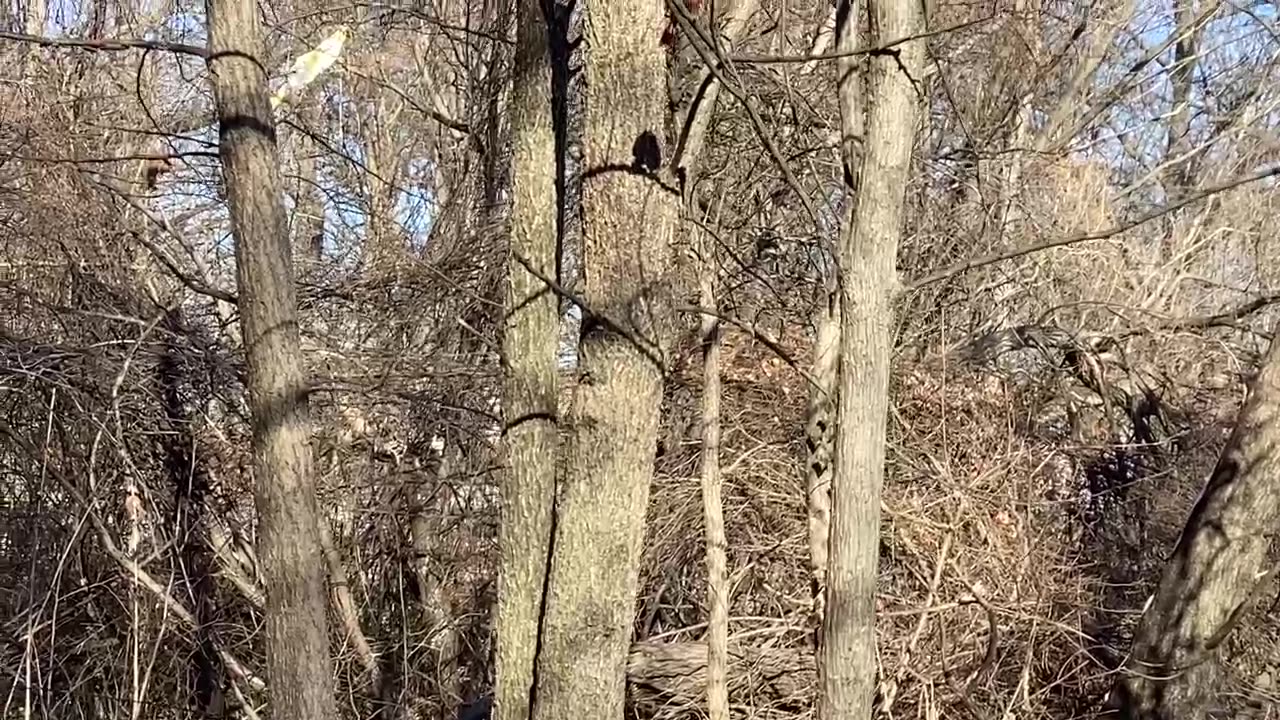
[0,30,206,57]
[907,163,1280,290]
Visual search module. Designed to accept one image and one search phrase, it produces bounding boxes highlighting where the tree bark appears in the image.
[1162,0,1198,207]
[159,310,225,718]
[807,0,862,632]
[295,144,326,263]
[805,288,839,627]
[494,2,560,720]
[530,1,678,717]
[205,0,337,716]
[1115,336,1280,718]
[818,0,923,717]
[697,227,728,720]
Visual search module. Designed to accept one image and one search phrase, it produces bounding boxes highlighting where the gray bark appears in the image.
[205,0,337,715]
[818,0,924,716]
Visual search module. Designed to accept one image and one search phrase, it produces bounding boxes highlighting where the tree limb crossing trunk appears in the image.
[530,2,679,718]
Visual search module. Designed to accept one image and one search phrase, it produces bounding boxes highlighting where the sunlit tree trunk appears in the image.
[530,1,678,717]
[494,2,560,720]
[1115,335,1280,718]
[806,0,862,632]
[818,0,924,717]
[667,2,758,716]
[205,0,337,715]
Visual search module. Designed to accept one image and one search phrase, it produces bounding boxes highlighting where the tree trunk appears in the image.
[807,0,862,632]
[805,288,839,628]
[494,2,560,720]
[1114,336,1280,718]
[1163,0,1198,206]
[667,3,758,716]
[204,0,337,716]
[24,0,45,35]
[818,0,923,717]
[410,450,462,715]
[159,310,225,718]
[295,144,326,263]
[697,228,728,720]
[530,0,678,717]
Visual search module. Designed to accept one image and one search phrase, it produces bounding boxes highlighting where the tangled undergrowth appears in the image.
[629,323,1279,720]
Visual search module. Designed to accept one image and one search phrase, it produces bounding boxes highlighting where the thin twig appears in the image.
[907,162,1280,290]
[729,17,993,65]
[664,0,821,231]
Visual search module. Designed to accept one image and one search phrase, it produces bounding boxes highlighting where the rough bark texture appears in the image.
[530,1,678,717]
[807,0,861,632]
[1115,335,1280,718]
[698,235,728,720]
[495,3,560,720]
[804,288,839,627]
[205,0,337,716]
[818,0,923,716]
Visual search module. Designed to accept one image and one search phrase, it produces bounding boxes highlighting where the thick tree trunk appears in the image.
[530,1,678,717]
[1114,335,1280,718]
[494,3,560,720]
[205,0,337,717]
[818,0,923,717]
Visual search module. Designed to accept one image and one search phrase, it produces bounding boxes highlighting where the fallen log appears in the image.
[626,639,814,716]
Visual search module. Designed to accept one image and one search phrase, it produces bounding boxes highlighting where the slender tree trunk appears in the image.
[205,0,337,716]
[364,105,405,272]
[159,310,225,718]
[818,0,923,717]
[1165,0,1197,190]
[494,2,560,719]
[296,145,326,263]
[805,287,839,628]
[317,518,381,690]
[530,0,678,716]
[666,3,758,715]
[807,0,862,633]
[1114,335,1280,718]
[24,0,45,35]
[408,486,462,714]
[697,231,728,720]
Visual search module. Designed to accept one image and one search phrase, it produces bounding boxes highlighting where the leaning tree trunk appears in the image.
[818,0,924,717]
[530,0,679,717]
[205,1,337,717]
[1115,335,1280,718]
[494,3,560,720]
